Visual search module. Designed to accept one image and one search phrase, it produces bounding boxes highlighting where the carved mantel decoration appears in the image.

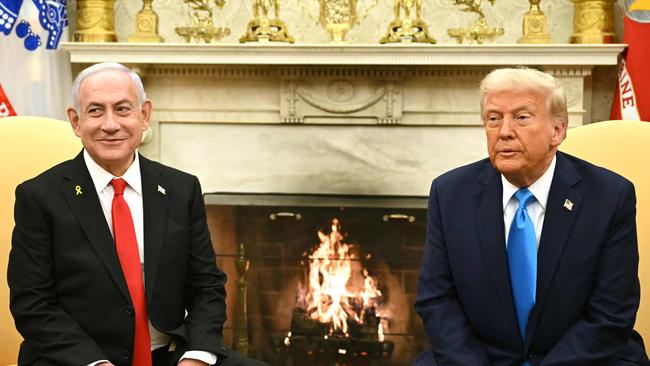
[62,43,623,196]
[281,78,402,124]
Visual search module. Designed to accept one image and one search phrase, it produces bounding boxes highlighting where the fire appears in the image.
[298,218,384,335]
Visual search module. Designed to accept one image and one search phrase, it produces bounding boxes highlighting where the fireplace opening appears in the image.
[204,193,427,365]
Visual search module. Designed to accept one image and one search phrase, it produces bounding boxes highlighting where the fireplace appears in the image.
[205,193,428,365]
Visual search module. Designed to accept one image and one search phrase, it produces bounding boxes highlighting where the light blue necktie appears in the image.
[508,188,537,348]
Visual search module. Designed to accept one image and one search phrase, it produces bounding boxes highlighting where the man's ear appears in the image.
[67,107,82,137]
[551,118,568,147]
[140,100,152,131]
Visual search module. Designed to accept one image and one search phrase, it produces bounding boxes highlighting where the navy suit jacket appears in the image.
[415,152,648,365]
[8,152,228,366]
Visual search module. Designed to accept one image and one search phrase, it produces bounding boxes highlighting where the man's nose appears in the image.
[101,110,120,132]
[499,116,515,138]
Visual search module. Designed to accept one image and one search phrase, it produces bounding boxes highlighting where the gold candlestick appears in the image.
[74,0,117,42]
[128,0,164,42]
[569,0,615,43]
[240,0,294,43]
[380,0,436,44]
[518,0,552,43]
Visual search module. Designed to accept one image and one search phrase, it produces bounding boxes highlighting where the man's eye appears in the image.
[116,106,133,116]
[486,116,500,123]
[517,114,531,120]
[87,108,102,117]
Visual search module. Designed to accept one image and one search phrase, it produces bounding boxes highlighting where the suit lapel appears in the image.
[61,152,130,300]
[140,155,168,305]
[474,162,522,343]
[526,152,582,344]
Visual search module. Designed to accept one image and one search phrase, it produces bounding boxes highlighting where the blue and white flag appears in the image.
[0,0,71,118]
[0,0,68,50]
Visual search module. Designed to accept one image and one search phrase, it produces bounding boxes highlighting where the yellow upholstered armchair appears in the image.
[0,116,81,365]
[560,120,650,341]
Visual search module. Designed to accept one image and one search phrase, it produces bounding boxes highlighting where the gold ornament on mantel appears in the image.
[299,0,379,43]
[240,0,294,43]
[74,0,117,42]
[128,0,164,42]
[569,0,615,43]
[175,0,231,43]
[518,0,551,43]
[380,0,436,44]
[447,0,504,44]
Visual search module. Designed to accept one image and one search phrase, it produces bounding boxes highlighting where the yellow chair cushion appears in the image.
[560,120,650,341]
[0,116,81,365]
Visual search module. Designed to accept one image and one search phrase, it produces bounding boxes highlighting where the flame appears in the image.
[299,218,383,335]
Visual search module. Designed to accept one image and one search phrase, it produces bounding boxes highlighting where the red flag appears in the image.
[0,83,17,118]
[611,2,650,121]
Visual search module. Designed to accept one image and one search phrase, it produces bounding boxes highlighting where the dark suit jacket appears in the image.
[415,152,648,365]
[8,151,228,366]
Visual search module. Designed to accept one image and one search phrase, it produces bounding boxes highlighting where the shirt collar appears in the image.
[501,154,556,210]
[83,149,142,196]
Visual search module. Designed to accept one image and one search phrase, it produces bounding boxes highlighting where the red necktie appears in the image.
[111,178,152,366]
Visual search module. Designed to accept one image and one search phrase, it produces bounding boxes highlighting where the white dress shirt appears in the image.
[502,155,557,247]
[83,150,216,365]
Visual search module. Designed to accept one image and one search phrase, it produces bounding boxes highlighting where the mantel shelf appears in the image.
[62,42,625,67]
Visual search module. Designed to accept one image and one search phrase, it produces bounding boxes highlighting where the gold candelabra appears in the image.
[240,0,294,43]
[447,0,504,44]
[175,0,230,43]
[299,0,379,43]
[380,0,436,43]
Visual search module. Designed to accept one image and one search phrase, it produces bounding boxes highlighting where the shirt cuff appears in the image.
[180,350,218,365]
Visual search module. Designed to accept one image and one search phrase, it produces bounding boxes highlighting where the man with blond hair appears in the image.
[414,68,649,365]
[8,62,267,366]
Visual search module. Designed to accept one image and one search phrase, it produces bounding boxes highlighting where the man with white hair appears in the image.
[413,67,649,365]
[8,63,268,366]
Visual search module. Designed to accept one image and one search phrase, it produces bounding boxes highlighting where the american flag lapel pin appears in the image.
[157,185,166,195]
[563,198,573,211]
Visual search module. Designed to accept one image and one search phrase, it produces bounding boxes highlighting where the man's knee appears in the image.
[412,348,438,366]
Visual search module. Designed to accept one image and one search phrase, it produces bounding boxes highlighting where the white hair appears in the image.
[479,67,568,125]
[71,62,146,111]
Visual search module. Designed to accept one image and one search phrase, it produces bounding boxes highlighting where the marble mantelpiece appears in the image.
[62,43,624,196]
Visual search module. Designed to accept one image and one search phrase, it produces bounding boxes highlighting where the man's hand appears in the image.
[179,358,209,366]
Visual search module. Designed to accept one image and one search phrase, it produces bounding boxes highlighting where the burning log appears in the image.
[279,218,394,364]
[290,306,384,341]
[295,219,386,335]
